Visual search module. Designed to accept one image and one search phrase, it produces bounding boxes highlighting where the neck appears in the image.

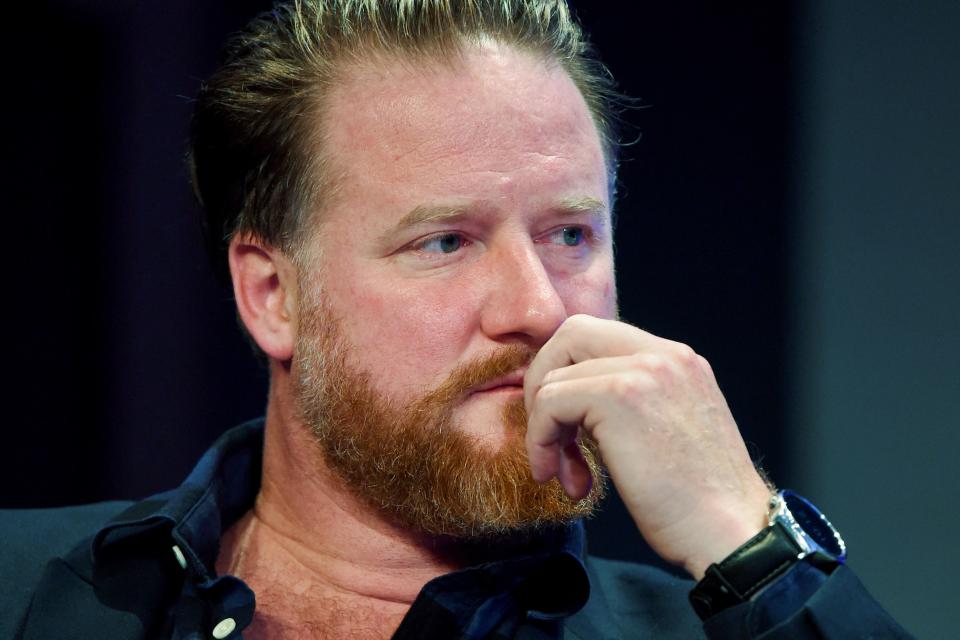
[216,375,467,637]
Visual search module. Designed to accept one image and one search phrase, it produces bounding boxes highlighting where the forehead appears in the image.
[319,43,608,216]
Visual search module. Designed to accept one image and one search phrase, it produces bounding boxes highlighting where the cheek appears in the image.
[554,259,617,319]
[328,278,481,394]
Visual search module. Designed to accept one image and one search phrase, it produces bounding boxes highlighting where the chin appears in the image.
[454,391,526,452]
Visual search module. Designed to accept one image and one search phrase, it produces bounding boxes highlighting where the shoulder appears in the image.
[0,501,132,636]
[0,501,133,565]
[568,555,704,639]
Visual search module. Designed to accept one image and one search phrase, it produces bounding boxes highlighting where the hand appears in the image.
[523,314,772,579]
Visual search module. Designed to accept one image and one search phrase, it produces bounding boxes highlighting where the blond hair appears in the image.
[189,0,620,278]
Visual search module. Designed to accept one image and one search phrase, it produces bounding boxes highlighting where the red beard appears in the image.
[293,298,605,539]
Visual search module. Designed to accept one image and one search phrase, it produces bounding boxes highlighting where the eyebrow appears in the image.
[386,195,608,238]
[394,203,469,229]
[555,196,607,218]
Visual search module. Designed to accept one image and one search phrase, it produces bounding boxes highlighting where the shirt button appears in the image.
[211,617,237,639]
[171,545,188,570]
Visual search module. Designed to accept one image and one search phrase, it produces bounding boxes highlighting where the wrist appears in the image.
[683,491,772,580]
[688,490,847,620]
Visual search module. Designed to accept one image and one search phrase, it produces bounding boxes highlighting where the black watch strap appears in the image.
[688,522,803,620]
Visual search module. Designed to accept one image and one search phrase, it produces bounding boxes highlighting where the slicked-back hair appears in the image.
[188,0,620,280]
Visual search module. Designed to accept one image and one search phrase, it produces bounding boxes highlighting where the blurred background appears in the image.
[4,2,956,636]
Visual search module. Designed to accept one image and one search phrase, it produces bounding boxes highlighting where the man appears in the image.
[1,1,910,638]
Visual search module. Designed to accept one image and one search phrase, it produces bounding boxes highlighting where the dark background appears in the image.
[4,2,956,637]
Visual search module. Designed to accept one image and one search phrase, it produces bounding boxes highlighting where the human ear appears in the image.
[228,233,298,362]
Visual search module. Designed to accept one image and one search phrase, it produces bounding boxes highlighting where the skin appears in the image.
[222,42,771,637]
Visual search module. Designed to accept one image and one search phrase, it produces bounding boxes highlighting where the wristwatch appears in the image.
[688,490,846,620]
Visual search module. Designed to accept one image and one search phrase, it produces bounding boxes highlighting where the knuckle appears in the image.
[563,314,592,332]
[541,369,559,386]
[608,372,653,399]
[648,353,671,375]
[632,352,671,378]
[696,354,713,373]
[674,343,698,364]
[535,379,563,404]
[627,352,648,371]
[657,338,694,362]
[666,342,703,374]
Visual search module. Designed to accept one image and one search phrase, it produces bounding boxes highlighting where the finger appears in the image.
[539,353,651,387]
[558,440,592,500]
[526,375,615,487]
[525,418,579,484]
[523,315,663,412]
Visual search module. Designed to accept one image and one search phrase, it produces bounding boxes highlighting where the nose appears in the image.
[479,239,567,348]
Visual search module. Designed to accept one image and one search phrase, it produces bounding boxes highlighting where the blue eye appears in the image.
[419,233,463,254]
[558,227,585,246]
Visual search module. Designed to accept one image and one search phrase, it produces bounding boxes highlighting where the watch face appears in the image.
[783,491,847,561]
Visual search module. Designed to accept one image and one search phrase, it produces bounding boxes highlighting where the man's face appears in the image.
[292,43,617,536]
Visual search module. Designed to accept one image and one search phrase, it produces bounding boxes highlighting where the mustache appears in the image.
[427,344,537,406]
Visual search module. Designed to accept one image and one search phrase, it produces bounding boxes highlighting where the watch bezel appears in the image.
[772,490,846,564]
